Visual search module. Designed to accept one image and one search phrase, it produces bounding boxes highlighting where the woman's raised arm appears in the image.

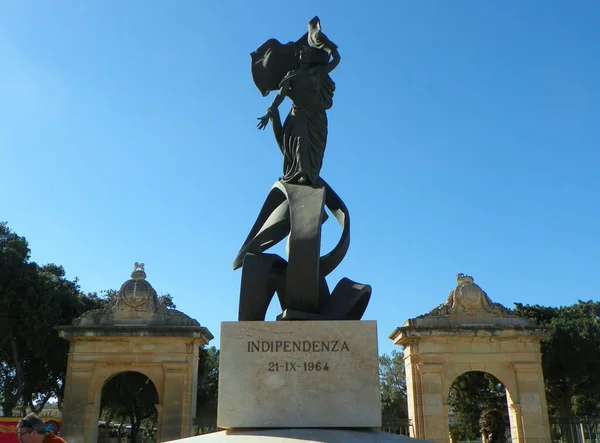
[324,47,341,74]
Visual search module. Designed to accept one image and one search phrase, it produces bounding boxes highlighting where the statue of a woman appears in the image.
[256,20,340,186]
[236,19,371,321]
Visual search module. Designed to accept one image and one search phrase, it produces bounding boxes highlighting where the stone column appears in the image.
[418,363,448,443]
[403,346,424,439]
[180,363,193,438]
[184,341,201,436]
[507,402,524,443]
[155,404,165,443]
[160,364,187,441]
[514,363,551,443]
[61,361,94,443]
[84,402,100,443]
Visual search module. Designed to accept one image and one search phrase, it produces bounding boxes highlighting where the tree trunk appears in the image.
[557,403,577,443]
[128,407,140,443]
[1,335,25,417]
[0,401,12,418]
[117,420,125,443]
[29,393,52,414]
[105,409,117,426]
[130,418,139,443]
[54,379,66,411]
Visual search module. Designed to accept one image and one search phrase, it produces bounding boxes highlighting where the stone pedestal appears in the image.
[169,320,433,442]
[217,321,381,428]
[167,428,431,443]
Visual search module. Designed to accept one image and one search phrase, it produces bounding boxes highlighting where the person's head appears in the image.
[298,46,329,66]
[299,45,314,65]
[17,414,47,443]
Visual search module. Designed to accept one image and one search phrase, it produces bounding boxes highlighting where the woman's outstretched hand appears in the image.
[257,113,270,130]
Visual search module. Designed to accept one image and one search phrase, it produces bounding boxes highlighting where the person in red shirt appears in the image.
[17,414,66,443]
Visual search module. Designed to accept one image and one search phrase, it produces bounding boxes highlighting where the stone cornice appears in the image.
[390,325,550,346]
[57,324,214,343]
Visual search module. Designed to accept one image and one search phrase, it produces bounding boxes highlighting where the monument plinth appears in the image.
[218,321,381,428]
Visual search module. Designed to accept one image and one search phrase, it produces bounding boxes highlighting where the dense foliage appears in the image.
[514,301,600,419]
[0,222,101,416]
[195,346,219,434]
[514,301,600,443]
[379,350,408,432]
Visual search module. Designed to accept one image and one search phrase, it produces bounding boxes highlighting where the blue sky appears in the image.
[1,1,599,356]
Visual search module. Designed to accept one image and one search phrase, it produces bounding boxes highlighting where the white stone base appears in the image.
[168,428,433,443]
[217,321,381,428]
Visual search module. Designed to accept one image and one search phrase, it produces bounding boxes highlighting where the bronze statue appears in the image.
[256,17,340,186]
[234,17,371,322]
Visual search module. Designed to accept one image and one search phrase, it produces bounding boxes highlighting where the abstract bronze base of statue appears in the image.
[234,17,371,321]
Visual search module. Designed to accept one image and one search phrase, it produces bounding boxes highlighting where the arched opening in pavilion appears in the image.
[98,371,159,443]
[448,371,511,443]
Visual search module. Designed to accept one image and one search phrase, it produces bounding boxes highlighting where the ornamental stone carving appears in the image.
[408,274,532,328]
[442,273,508,316]
[116,266,158,311]
[73,263,200,327]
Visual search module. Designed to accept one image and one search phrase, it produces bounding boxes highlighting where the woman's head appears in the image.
[299,46,329,66]
[299,46,313,64]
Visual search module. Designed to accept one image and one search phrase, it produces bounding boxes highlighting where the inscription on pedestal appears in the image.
[217,321,381,429]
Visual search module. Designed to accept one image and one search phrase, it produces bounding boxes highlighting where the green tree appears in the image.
[0,222,37,415]
[514,301,600,442]
[379,350,408,432]
[195,346,219,434]
[0,222,101,416]
[22,264,102,411]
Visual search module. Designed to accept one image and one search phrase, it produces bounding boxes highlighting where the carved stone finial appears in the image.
[444,274,507,316]
[415,273,537,326]
[115,263,155,311]
[132,262,146,280]
[432,273,508,316]
[456,273,474,284]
